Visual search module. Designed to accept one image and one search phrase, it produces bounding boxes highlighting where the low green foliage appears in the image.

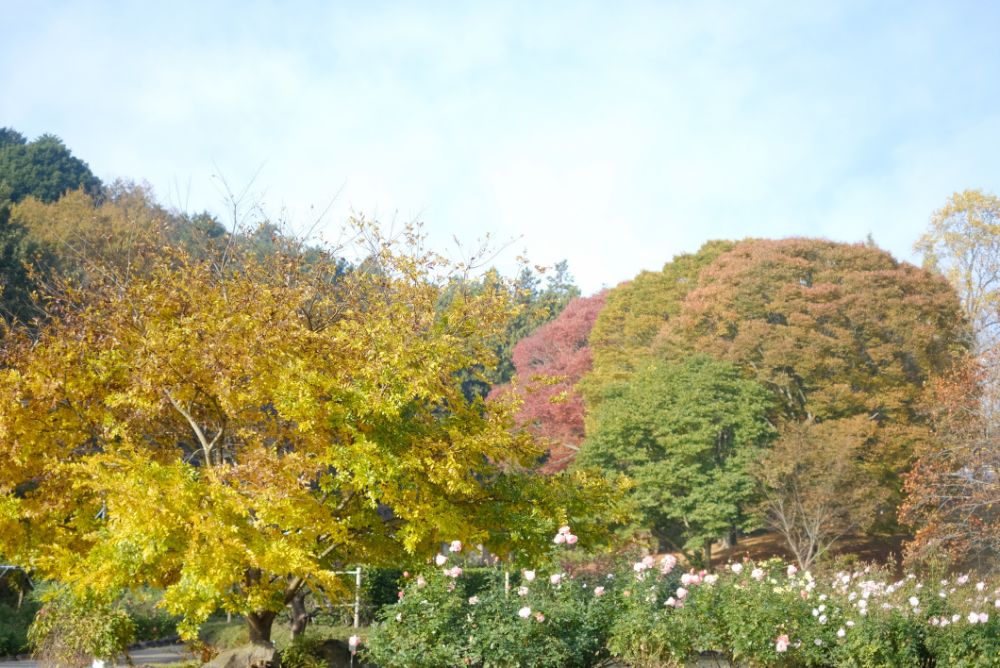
[610,557,1000,668]
[361,568,404,622]
[0,601,39,656]
[365,555,614,668]
[27,592,135,665]
[365,539,1000,667]
[0,587,178,658]
[118,588,180,641]
[197,617,359,651]
[279,635,329,668]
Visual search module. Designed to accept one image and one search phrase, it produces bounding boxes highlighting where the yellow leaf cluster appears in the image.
[0,226,559,634]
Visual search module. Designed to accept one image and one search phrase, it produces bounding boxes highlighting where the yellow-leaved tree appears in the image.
[0,221,609,643]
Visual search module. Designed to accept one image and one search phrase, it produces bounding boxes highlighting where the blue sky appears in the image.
[3,1,999,293]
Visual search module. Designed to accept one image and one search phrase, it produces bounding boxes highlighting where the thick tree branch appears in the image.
[164,389,221,465]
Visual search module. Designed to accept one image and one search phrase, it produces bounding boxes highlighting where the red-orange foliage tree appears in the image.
[901,347,1000,571]
[492,292,607,472]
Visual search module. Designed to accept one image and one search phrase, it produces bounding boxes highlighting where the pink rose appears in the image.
[681,572,701,586]
[660,555,678,573]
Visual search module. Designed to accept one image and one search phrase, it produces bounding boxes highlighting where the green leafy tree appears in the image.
[0,187,42,323]
[447,261,580,401]
[0,130,102,203]
[492,260,581,385]
[0,129,27,150]
[575,355,776,565]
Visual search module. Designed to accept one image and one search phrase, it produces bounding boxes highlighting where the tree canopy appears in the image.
[0,227,608,642]
[756,417,886,570]
[0,130,102,204]
[575,355,775,565]
[570,237,970,553]
[658,239,970,492]
[0,190,41,323]
[490,260,581,387]
[902,190,1000,569]
[493,291,607,472]
[580,240,732,409]
[915,189,1000,349]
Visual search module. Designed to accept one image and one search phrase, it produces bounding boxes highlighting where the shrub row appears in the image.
[364,548,1000,667]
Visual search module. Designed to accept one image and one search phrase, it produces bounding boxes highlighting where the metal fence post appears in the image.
[354,567,362,628]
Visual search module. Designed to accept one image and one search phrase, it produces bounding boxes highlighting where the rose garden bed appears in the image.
[357,531,1000,668]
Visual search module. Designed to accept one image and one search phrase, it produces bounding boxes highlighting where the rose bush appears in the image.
[610,558,1000,667]
[365,531,615,668]
[365,532,1000,667]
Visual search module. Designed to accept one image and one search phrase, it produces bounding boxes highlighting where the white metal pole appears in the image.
[354,567,362,628]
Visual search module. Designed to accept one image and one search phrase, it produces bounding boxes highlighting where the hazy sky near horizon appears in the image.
[4,1,999,293]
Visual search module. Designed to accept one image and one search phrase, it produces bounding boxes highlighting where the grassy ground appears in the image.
[197,618,365,651]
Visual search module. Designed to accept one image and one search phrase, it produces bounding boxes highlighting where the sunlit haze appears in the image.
[4,1,999,292]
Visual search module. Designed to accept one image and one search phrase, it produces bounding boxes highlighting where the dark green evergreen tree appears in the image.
[0,129,103,203]
[0,185,43,323]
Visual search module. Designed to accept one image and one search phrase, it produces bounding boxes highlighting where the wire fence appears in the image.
[327,567,363,628]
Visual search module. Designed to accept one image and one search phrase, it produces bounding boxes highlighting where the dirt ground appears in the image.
[712,531,908,573]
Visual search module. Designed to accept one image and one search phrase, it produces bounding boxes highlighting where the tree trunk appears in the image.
[289,591,309,640]
[652,527,671,554]
[247,611,276,645]
[703,543,712,570]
